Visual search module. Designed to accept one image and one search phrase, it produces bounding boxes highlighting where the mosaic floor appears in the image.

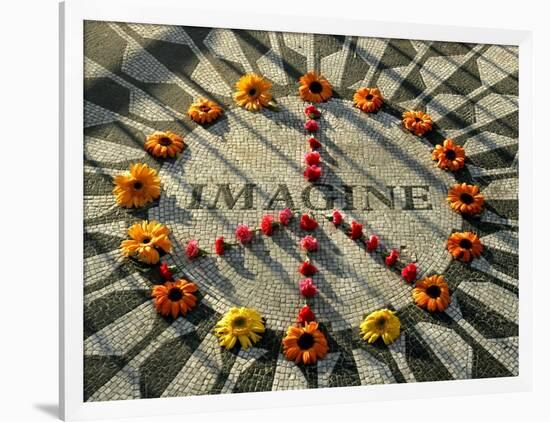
[83,21,519,401]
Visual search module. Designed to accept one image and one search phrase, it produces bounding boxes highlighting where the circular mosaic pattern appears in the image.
[83,21,520,401]
[154,96,462,330]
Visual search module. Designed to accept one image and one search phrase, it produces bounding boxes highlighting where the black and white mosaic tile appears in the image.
[83,20,519,401]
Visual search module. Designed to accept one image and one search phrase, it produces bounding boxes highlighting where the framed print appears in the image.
[60,0,533,420]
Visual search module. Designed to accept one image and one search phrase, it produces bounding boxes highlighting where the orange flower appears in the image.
[402,111,433,136]
[353,87,383,113]
[152,279,198,319]
[432,139,465,171]
[412,275,450,313]
[234,74,273,111]
[447,231,483,262]
[298,72,332,103]
[144,131,185,158]
[188,98,223,124]
[120,220,172,264]
[113,163,161,208]
[283,321,328,365]
[447,183,485,215]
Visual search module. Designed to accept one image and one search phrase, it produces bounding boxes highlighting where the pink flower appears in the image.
[279,208,293,226]
[299,278,318,298]
[186,239,200,259]
[235,224,254,244]
[304,165,322,181]
[214,237,226,255]
[304,151,321,166]
[159,262,174,280]
[385,249,399,266]
[297,305,316,324]
[308,137,322,149]
[331,210,343,226]
[402,263,417,283]
[299,260,317,276]
[304,119,319,133]
[300,235,318,252]
[300,214,318,231]
[348,220,363,240]
[260,214,275,236]
[366,235,379,252]
[304,105,321,119]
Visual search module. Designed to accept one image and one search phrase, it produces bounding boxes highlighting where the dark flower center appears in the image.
[167,287,183,301]
[133,181,143,190]
[460,193,474,204]
[459,238,473,249]
[248,88,257,96]
[375,317,387,329]
[232,316,247,329]
[199,104,211,112]
[159,137,172,146]
[141,237,151,244]
[309,81,323,94]
[426,285,441,298]
[297,332,315,350]
[414,117,422,123]
[445,149,457,160]
[365,94,374,100]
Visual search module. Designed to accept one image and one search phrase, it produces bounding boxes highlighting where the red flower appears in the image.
[300,235,318,252]
[214,236,226,255]
[304,119,319,133]
[186,239,200,259]
[348,220,363,240]
[299,260,317,276]
[297,305,316,324]
[331,210,343,226]
[236,224,254,244]
[304,105,321,119]
[299,278,318,298]
[304,165,322,181]
[304,151,321,166]
[385,249,399,266]
[159,262,174,280]
[365,234,379,252]
[260,214,275,236]
[300,214,318,231]
[308,137,322,149]
[279,207,293,226]
[402,263,417,283]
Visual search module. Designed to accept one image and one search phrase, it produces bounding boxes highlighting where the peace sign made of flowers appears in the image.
[115,70,485,367]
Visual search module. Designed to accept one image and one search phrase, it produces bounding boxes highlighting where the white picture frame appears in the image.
[61,0,533,420]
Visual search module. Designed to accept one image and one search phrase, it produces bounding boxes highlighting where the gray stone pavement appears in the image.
[83,21,519,401]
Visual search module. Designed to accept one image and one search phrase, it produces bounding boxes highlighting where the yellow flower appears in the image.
[234,74,273,111]
[188,98,223,124]
[214,307,265,349]
[144,131,185,158]
[120,220,172,265]
[298,72,333,103]
[359,309,401,345]
[113,163,161,208]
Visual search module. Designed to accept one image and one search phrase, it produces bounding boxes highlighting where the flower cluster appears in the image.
[111,68,496,364]
[302,105,323,182]
[323,210,418,285]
